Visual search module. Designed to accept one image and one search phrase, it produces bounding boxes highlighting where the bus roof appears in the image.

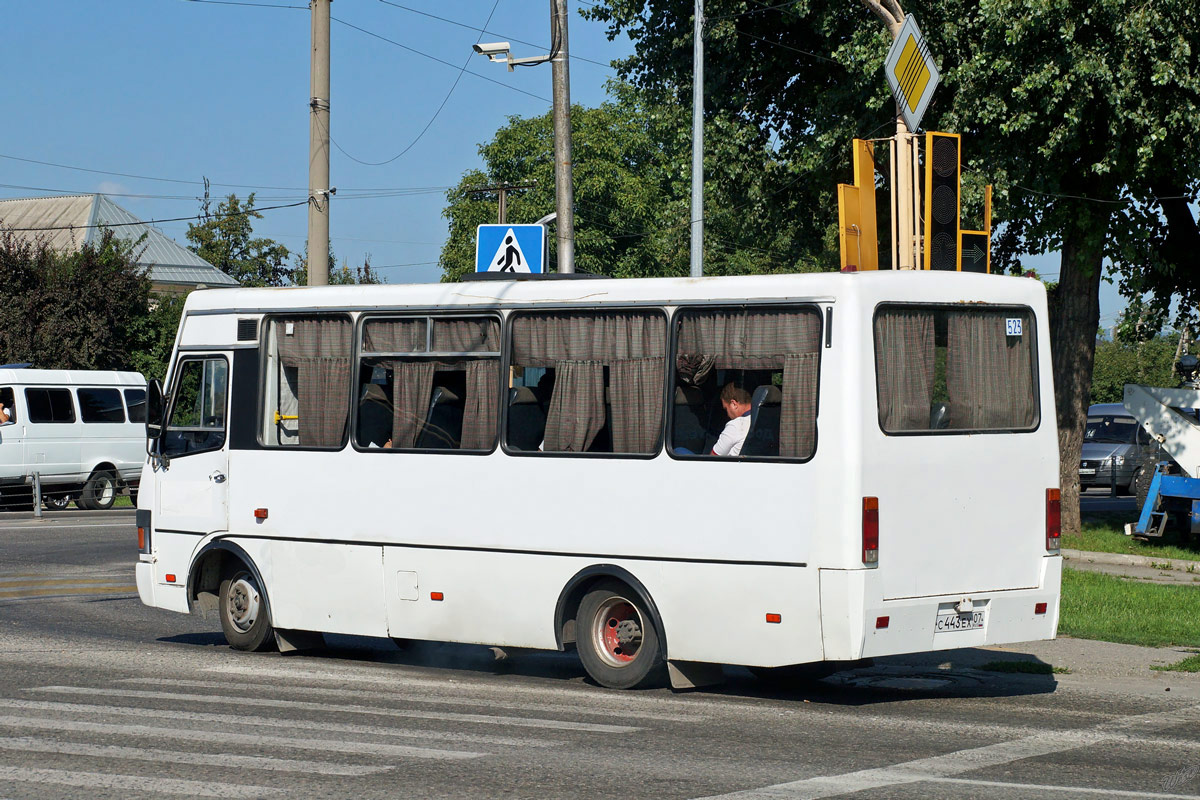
[180,271,1048,315]
[0,369,146,387]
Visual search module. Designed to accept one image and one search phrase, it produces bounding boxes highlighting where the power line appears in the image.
[181,0,306,8]
[322,0,502,168]
[375,0,615,70]
[330,16,551,104]
[0,199,309,233]
[1014,184,1198,205]
[732,29,843,66]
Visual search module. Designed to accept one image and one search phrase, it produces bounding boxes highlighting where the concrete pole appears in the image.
[307,0,331,286]
[551,0,575,274]
[689,0,704,278]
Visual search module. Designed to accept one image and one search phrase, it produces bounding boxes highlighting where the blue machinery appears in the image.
[1123,372,1200,539]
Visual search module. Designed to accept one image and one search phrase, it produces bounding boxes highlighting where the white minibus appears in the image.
[0,368,147,510]
[135,271,1061,689]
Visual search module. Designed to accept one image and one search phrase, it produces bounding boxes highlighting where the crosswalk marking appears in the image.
[0,698,555,748]
[0,736,387,776]
[29,685,641,733]
[122,676,698,722]
[0,715,486,760]
[0,764,280,798]
[0,585,134,599]
[0,571,134,601]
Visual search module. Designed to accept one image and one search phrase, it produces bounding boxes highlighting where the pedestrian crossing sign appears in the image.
[476,224,545,274]
[884,15,940,133]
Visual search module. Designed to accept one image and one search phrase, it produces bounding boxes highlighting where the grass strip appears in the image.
[1151,654,1200,673]
[1068,511,1200,563]
[978,660,1069,675]
[1060,567,1200,648]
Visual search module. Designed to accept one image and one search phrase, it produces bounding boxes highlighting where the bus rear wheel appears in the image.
[219,568,275,652]
[576,580,666,690]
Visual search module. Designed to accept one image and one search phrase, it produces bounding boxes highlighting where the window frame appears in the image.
[352,311,503,456]
[500,306,670,460]
[666,302,824,465]
[257,313,355,452]
[24,387,76,424]
[76,387,127,424]
[872,302,1042,437]
[162,355,230,459]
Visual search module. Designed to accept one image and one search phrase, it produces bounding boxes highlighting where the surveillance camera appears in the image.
[472,42,511,56]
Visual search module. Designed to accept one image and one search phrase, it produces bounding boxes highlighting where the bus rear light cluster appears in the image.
[1046,488,1061,551]
[862,497,879,565]
[135,509,151,555]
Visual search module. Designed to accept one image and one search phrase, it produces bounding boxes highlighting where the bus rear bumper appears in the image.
[135,561,154,607]
[821,556,1062,661]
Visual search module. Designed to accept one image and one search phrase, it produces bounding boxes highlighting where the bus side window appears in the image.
[506,310,666,456]
[261,316,352,449]
[356,316,500,452]
[162,357,227,457]
[672,306,821,460]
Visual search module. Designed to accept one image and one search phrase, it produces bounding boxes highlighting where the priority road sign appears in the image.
[884,15,940,133]
[476,224,545,274]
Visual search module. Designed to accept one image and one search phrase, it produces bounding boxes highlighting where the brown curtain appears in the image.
[676,308,822,369]
[511,313,665,366]
[275,318,352,448]
[544,360,605,452]
[609,358,664,453]
[460,359,499,450]
[391,361,435,448]
[433,319,499,353]
[363,319,425,353]
[780,353,818,458]
[874,310,935,431]
[947,311,1037,429]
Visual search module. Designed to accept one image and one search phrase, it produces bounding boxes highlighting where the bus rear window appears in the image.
[874,305,1038,434]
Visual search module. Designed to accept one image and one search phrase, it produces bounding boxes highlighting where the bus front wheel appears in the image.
[219,568,275,652]
[576,580,666,690]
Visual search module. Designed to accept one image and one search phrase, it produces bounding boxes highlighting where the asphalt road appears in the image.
[0,511,1198,799]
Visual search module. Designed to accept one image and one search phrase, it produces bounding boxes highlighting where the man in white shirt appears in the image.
[710,383,753,457]
[0,401,12,425]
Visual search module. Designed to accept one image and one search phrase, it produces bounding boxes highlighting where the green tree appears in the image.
[441,85,823,281]
[125,294,186,382]
[587,0,1200,533]
[0,229,151,370]
[292,244,382,287]
[1090,333,1181,403]
[186,180,292,287]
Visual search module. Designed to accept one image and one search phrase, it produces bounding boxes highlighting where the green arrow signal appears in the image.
[963,243,985,262]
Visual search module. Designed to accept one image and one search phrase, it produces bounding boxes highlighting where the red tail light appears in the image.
[1046,488,1061,551]
[863,497,879,565]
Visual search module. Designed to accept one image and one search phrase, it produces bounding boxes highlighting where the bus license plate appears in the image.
[935,610,985,632]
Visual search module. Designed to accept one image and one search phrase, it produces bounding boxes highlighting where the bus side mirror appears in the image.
[146,380,165,441]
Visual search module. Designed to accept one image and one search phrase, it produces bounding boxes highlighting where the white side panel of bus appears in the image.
[243,539,389,638]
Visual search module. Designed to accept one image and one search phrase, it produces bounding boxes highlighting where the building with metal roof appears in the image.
[0,194,239,294]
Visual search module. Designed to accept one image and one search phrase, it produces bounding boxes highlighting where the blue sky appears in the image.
[1,0,1125,325]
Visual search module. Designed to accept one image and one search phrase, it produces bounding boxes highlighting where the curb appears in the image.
[1062,548,1200,574]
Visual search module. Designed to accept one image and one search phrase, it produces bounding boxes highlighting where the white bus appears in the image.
[0,368,147,510]
[135,271,1061,689]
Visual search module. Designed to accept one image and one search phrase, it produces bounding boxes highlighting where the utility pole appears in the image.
[551,0,575,274]
[307,0,331,286]
[689,0,704,278]
[468,183,536,224]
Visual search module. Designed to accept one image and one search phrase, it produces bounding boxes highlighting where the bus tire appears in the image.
[80,469,117,510]
[576,580,666,690]
[219,567,275,652]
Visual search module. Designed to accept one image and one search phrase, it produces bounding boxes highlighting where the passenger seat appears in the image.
[507,387,546,451]
[672,386,708,453]
[416,387,464,449]
[741,385,782,457]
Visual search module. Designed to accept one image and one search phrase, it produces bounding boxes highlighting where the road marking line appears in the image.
[0,578,134,588]
[29,686,640,733]
[0,736,388,776]
[0,698,555,748]
[925,775,1200,799]
[0,714,485,760]
[0,522,134,532]
[0,586,135,599]
[0,765,279,798]
[202,663,714,712]
[121,677,699,722]
[693,704,1200,799]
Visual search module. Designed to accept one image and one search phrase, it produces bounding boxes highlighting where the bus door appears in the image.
[156,354,231,536]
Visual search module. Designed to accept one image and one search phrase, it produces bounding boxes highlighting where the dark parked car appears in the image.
[1079,403,1153,494]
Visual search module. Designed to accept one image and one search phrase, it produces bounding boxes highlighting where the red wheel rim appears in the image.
[592,596,644,667]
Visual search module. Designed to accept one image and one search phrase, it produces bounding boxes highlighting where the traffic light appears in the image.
[923,132,960,271]
[837,139,879,271]
[959,185,992,273]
